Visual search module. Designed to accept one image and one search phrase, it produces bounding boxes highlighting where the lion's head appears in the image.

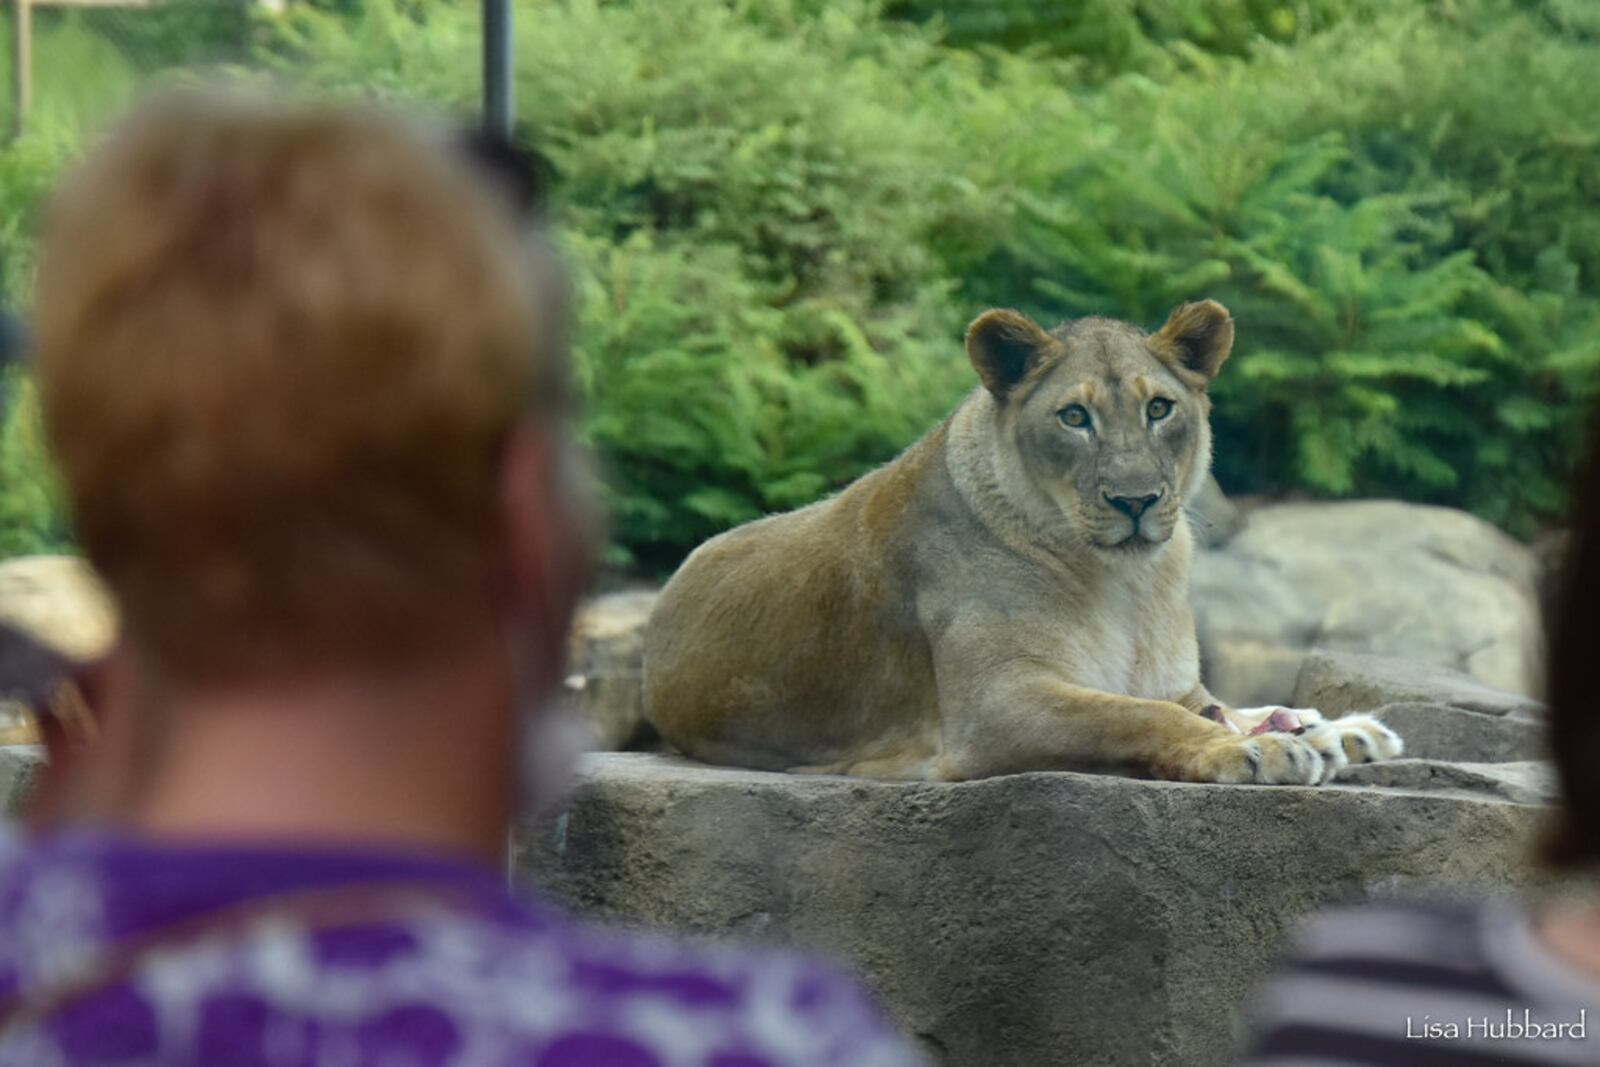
[963,300,1233,555]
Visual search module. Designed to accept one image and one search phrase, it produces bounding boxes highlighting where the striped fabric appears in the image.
[1242,898,1600,1066]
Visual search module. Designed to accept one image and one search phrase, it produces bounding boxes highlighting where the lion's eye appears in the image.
[1147,398,1174,422]
[1057,404,1090,430]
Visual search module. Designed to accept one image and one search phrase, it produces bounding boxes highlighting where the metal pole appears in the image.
[9,0,30,142]
[482,0,512,137]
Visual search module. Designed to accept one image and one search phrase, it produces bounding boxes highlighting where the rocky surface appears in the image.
[1364,702,1546,763]
[0,556,116,743]
[1187,474,1245,549]
[565,590,657,750]
[1294,649,1545,719]
[518,752,1548,1067]
[1296,651,1548,767]
[0,556,116,662]
[1191,500,1545,708]
[1338,758,1554,805]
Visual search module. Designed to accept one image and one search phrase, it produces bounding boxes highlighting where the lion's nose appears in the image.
[1105,491,1162,519]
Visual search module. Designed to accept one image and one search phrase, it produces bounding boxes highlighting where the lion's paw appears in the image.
[1303,712,1403,774]
[1174,732,1332,786]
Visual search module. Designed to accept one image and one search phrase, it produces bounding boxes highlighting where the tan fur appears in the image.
[645,302,1337,784]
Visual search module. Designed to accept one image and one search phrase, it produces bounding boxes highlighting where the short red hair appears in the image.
[34,92,553,682]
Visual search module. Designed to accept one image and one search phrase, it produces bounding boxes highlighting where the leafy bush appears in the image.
[267,0,1016,567]
[885,0,1385,81]
[0,10,142,140]
[0,129,73,307]
[0,369,66,558]
[0,7,245,556]
[973,1,1600,535]
[2,0,1597,564]
[0,126,79,557]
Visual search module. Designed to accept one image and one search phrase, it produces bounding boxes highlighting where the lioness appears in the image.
[643,301,1402,783]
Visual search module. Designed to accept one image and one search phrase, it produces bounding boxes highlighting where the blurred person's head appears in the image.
[36,91,588,685]
[1547,423,1600,869]
[30,91,596,845]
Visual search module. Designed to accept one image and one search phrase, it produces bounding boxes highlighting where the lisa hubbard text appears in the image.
[1407,1009,1588,1040]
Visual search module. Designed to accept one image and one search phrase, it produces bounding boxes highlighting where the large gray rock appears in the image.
[0,556,117,745]
[1192,501,1544,708]
[565,590,657,750]
[517,753,1545,1067]
[1294,650,1545,718]
[0,556,117,663]
[1188,474,1245,549]
[1338,759,1556,805]
[1368,703,1546,763]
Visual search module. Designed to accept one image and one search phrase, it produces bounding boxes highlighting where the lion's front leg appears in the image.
[1177,685,1404,778]
[936,669,1336,786]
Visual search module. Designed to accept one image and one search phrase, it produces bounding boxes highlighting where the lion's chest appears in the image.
[1059,575,1198,701]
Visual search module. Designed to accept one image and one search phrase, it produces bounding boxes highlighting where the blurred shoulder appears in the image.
[1241,897,1572,1066]
[1280,896,1503,977]
[0,837,928,1066]
[179,898,926,1066]
[525,910,926,1065]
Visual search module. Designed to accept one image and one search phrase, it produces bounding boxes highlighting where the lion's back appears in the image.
[642,470,937,771]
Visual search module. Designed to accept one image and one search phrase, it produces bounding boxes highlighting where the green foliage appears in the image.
[0,129,73,306]
[973,1,1600,536]
[266,0,1001,566]
[568,232,969,566]
[82,0,252,70]
[0,105,81,560]
[510,1,1012,564]
[886,0,1383,81]
[1,9,142,139]
[253,0,477,100]
[1,0,1597,564]
[0,370,66,558]
[0,6,243,558]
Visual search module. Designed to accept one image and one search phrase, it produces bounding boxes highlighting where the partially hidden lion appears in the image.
[643,301,1402,784]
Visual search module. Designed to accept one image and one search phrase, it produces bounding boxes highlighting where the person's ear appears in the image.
[20,644,143,833]
[965,309,1053,401]
[1152,300,1234,385]
[497,423,594,647]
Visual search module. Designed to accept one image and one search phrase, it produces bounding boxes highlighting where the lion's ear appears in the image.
[1153,300,1234,384]
[965,309,1052,400]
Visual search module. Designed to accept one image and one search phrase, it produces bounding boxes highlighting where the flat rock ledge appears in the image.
[518,752,1549,1067]
[1295,650,1546,719]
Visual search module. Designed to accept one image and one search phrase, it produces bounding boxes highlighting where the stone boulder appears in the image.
[1187,474,1245,549]
[565,590,657,750]
[518,753,1546,1067]
[1339,759,1554,806]
[1362,703,1546,763]
[1293,651,1548,765]
[1191,501,1544,708]
[0,556,117,663]
[0,556,116,744]
[1293,649,1544,719]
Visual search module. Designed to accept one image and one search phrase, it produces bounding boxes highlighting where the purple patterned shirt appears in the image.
[0,830,925,1066]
